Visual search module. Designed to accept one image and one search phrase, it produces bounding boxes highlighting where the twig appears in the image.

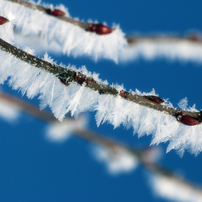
[126,34,202,46]
[0,37,201,124]
[0,37,201,125]
[0,91,55,122]
[0,90,202,197]
[6,0,114,35]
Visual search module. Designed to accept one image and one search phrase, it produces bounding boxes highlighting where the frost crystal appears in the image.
[1,18,202,156]
[150,174,202,202]
[93,146,138,174]
[0,0,127,63]
[120,41,202,64]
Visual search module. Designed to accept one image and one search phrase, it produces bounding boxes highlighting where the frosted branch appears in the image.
[0,37,201,125]
[126,34,202,46]
[1,0,126,62]
[120,33,202,63]
[6,0,109,33]
[1,90,202,202]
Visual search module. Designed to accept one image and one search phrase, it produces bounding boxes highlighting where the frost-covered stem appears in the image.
[74,128,143,158]
[6,0,89,29]
[6,0,115,34]
[0,38,76,82]
[143,160,202,195]
[0,37,201,122]
[1,91,202,197]
[126,35,202,46]
[0,90,143,160]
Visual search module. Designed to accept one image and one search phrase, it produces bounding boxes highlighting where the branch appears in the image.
[1,90,202,202]
[6,0,114,35]
[0,37,201,125]
[4,0,202,65]
[1,19,202,155]
[126,33,202,46]
[0,0,126,63]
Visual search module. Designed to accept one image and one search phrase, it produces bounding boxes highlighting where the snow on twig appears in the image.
[120,33,202,63]
[150,172,202,202]
[0,0,126,63]
[3,0,202,64]
[1,20,202,155]
[1,90,202,202]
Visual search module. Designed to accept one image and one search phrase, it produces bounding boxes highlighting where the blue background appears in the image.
[1,0,202,201]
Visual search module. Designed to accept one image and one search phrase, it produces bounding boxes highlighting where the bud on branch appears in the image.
[0,35,201,126]
[46,9,65,16]
[176,113,201,126]
[143,95,164,104]
[0,16,9,25]
[6,0,115,35]
[86,23,114,35]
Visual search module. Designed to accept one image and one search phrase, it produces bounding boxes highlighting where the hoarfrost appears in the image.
[1,21,202,156]
[0,0,127,63]
[150,174,202,202]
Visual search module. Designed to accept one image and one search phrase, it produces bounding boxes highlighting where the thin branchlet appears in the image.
[126,34,202,46]
[1,90,202,195]
[0,37,201,124]
[5,0,114,34]
[6,0,89,29]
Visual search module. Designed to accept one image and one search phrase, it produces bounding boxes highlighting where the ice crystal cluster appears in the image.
[1,7,202,156]
[120,39,202,63]
[0,0,127,63]
[150,174,202,202]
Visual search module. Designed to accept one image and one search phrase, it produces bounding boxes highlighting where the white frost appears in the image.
[0,0,127,63]
[150,174,202,202]
[178,97,198,112]
[120,41,202,64]
[0,99,19,122]
[46,114,86,142]
[93,146,138,174]
[1,24,202,156]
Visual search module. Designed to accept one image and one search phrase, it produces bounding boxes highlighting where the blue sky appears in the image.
[0,0,202,201]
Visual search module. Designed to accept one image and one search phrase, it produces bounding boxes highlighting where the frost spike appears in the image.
[0,16,9,25]
[0,37,201,126]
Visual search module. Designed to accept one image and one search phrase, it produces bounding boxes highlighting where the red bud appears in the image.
[144,95,164,104]
[120,91,127,98]
[47,9,65,16]
[0,16,9,25]
[86,23,114,35]
[176,113,201,126]
[187,34,201,42]
[74,73,86,85]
